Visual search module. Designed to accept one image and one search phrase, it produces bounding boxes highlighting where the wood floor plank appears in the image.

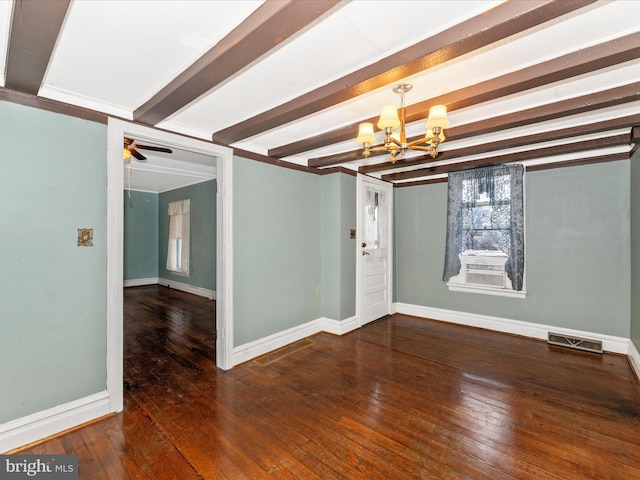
[12,285,640,479]
[245,339,531,479]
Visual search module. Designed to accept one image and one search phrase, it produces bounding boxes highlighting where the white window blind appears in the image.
[166,199,190,275]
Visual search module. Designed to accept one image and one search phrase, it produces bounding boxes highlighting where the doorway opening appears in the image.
[107,118,234,414]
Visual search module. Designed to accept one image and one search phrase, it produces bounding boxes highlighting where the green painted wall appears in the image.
[339,174,357,319]
[631,152,640,347]
[0,102,107,423]
[124,190,159,280]
[158,180,217,291]
[395,161,631,338]
[233,156,321,346]
[321,174,342,320]
[320,173,357,320]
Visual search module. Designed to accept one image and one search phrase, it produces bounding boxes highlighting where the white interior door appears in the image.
[357,174,393,326]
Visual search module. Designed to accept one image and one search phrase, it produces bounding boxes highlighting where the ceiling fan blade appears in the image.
[130,148,147,161]
[135,145,173,154]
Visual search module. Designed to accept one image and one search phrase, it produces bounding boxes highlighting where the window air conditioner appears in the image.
[465,263,505,287]
[457,252,508,289]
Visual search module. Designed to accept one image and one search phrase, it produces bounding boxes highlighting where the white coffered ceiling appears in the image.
[1,0,639,189]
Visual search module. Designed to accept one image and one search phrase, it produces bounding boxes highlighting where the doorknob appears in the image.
[362,250,370,256]
[362,242,367,248]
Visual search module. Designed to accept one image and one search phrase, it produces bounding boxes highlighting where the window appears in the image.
[443,165,525,294]
[167,199,190,275]
[364,190,387,251]
[464,174,512,255]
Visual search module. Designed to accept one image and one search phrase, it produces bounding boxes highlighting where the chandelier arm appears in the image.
[367,139,404,153]
[408,145,436,152]
[368,144,393,153]
[406,137,433,148]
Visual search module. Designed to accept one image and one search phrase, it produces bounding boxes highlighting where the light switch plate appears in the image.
[77,228,94,247]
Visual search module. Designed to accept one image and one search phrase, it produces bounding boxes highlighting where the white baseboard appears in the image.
[629,340,640,380]
[157,278,216,300]
[123,277,159,287]
[123,277,216,300]
[394,302,630,355]
[232,315,359,366]
[0,391,112,453]
[233,304,631,368]
[320,316,359,335]
[232,319,323,366]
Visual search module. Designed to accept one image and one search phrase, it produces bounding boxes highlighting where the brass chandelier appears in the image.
[356,83,449,163]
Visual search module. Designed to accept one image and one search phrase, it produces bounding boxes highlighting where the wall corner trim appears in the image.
[628,340,640,380]
[320,316,359,336]
[0,391,111,453]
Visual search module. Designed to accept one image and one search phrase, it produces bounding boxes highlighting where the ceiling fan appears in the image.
[123,137,172,161]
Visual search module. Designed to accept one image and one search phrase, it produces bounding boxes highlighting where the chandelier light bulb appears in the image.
[357,122,376,145]
[426,104,449,130]
[377,104,401,130]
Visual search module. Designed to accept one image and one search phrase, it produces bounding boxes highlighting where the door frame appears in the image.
[356,173,393,327]
[106,118,234,413]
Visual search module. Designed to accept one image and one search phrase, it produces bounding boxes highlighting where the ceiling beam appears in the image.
[282,29,640,162]
[392,177,449,189]
[307,31,640,168]
[393,151,629,187]
[312,81,640,168]
[359,113,640,175]
[4,0,70,95]
[214,0,595,146]
[381,134,631,181]
[134,0,344,126]
[525,151,629,173]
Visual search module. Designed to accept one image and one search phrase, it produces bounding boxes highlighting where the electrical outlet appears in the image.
[316,286,321,296]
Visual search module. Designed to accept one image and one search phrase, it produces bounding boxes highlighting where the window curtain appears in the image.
[442,164,525,290]
[166,199,190,274]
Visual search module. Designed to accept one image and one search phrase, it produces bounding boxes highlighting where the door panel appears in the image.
[357,175,392,326]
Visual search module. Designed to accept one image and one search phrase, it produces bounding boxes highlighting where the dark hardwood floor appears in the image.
[18,285,640,479]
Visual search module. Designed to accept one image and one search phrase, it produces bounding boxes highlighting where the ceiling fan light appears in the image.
[357,123,376,145]
[425,104,449,130]
[377,104,401,130]
[123,147,131,160]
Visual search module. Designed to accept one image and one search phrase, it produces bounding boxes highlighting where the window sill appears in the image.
[168,270,190,278]
[446,283,527,299]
